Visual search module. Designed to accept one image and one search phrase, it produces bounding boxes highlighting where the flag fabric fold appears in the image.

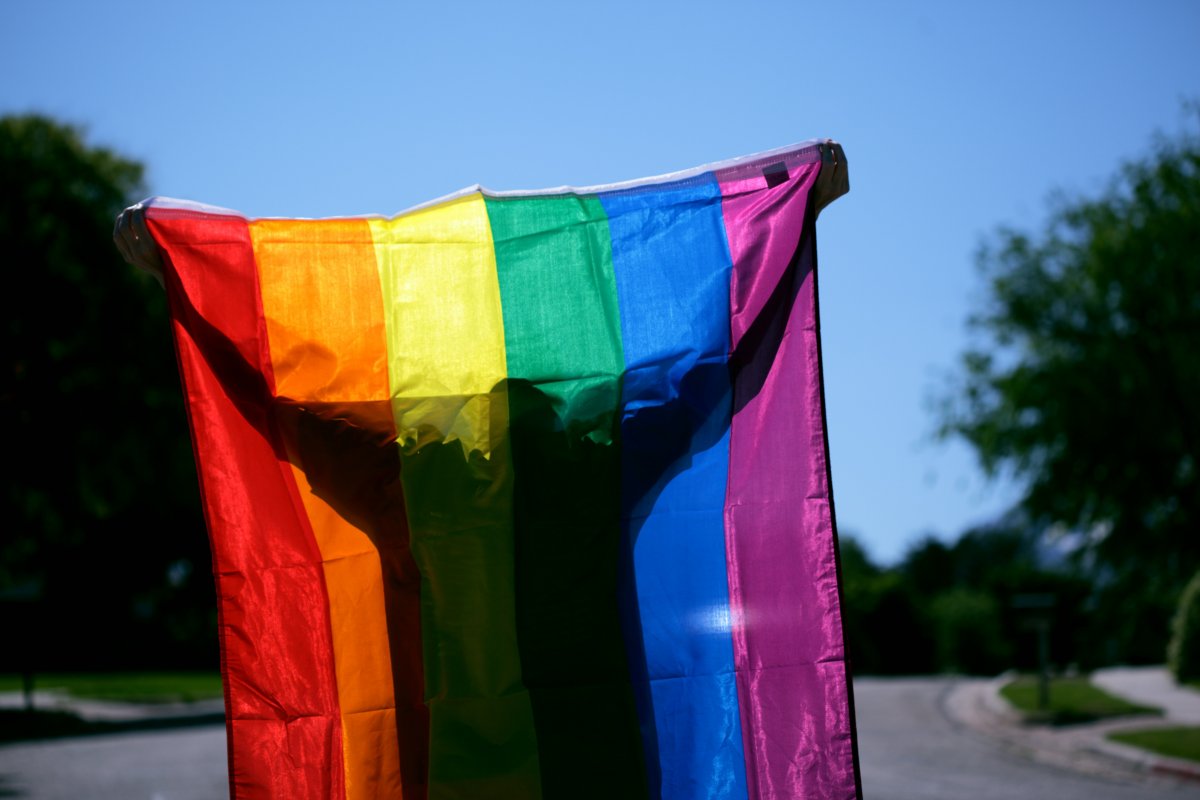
[146,140,859,800]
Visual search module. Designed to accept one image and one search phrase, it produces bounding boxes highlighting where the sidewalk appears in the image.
[943,668,1200,785]
[1094,666,1200,724]
[0,689,223,727]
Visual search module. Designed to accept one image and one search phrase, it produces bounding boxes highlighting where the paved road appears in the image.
[0,723,227,800]
[855,677,1199,799]
[0,677,1196,799]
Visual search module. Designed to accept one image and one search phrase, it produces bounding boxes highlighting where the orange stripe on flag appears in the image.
[251,219,419,799]
[250,219,391,403]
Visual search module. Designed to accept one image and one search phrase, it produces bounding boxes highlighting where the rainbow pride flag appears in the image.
[145,140,858,800]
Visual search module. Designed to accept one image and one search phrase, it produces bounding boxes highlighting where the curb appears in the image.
[941,677,1200,786]
[1087,723,1200,784]
[0,691,225,733]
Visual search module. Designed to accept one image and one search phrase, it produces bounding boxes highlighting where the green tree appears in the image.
[928,588,1010,675]
[1169,570,1200,682]
[941,115,1200,615]
[837,535,936,674]
[1,115,212,668]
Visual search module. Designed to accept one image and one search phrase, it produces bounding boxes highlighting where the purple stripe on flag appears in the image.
[718,159,859,800]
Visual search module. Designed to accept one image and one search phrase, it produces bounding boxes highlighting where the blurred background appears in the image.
[2,0,1199,710]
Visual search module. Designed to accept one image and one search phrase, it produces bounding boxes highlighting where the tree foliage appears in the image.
[941,114,1200,597]
[838,520,1093,675]
[1169,570,1200,683]
[1,115,212,668]
[837,536,933,675]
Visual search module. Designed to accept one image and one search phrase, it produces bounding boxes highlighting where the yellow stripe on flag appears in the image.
[371,196,544,797]
[368,194,508,457]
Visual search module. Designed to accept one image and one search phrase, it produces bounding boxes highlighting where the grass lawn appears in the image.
[0,672,222,703]
[1109,726,1200,764]
[1000,675,1161,725]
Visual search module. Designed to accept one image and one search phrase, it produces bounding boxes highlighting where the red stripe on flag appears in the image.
[148,209,347,800]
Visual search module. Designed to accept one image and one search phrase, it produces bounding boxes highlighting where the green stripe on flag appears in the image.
[486,194,648,798]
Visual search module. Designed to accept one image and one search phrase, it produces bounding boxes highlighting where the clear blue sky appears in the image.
[5,0,1198,563]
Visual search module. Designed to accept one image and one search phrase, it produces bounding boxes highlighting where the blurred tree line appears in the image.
[840,521,1107,676]
[1,115,214,671]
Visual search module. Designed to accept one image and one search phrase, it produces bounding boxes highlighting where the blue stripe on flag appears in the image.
[601,174,749,800]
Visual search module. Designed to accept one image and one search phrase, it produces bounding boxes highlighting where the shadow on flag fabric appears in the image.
[145,140,860,800]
